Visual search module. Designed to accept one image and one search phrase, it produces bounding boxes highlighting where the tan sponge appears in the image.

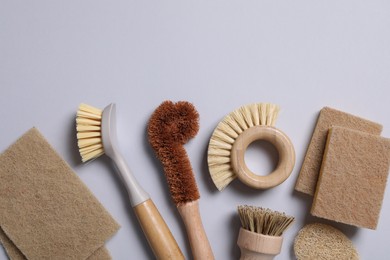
[294,223,358,260]
[311,126,390,229]
[295,107,382,195]
[0,128,119,259]
[0,226,111,260]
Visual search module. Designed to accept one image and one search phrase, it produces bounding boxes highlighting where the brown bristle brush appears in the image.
[147,100,215,260]
[237,205,294,260]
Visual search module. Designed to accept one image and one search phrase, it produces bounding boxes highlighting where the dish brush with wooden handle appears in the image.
[76,103,184,260]
[147,100,215,260]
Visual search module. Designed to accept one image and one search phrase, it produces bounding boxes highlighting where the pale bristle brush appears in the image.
[237,205,294,260]
[147,100,215,260]
[76,103,184,259]
[208,103,295,191]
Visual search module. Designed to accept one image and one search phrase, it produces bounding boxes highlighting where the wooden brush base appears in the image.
[231,126,295,189]
[237,228,283,260]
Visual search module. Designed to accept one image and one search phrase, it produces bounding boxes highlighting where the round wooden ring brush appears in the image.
[237,205,294,260]
[76,103,184,259]
[147,100,215,260]
[208,103,295,191]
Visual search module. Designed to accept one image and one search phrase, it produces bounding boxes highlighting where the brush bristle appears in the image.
[237,205,294,236]
[208,103,280,190]
[76,103,104,162]
[147,101,200,206]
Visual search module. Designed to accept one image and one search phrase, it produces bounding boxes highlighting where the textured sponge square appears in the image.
[295,107,383,195]
[0,226,112,260]
[311,126,390,229]
[0,128,119,259]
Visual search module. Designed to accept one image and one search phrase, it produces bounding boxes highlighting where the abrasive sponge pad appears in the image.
[311,126,390,229]
[0,227,24,260]
[294,223,358,260]
[0,226,112,260]
[0,128,119,259]
[295,107,382,195]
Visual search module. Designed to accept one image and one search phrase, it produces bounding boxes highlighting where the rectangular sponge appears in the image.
[311,126,390,229]
[0,128,119,259]
[0,227,112,260]
[295,107,383,195]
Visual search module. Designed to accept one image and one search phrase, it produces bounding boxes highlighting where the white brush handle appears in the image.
[111,153,150,206]
[102,104,150,206]
[177,200,214,260]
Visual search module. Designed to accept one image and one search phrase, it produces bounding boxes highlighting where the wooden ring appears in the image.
[231,126,295,189]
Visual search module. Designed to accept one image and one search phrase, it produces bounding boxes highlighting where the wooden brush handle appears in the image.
[231,126,295,189]
[237,228,283,260]
[177,200,215,260]
[134,199,184,260]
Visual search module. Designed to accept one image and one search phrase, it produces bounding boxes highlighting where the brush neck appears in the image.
[110,150,150,206]
[101,104,150,206]
[177,200,215,260]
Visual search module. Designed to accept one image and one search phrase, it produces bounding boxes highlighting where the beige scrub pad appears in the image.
[0,128,120,260]
[0,226,111,260]
[87,247,112,260]
[295,106,383,195]
[0,226,25,260]
[294,223,359,260]
[311,126,390,229]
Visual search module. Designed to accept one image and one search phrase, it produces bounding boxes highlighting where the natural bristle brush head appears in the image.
[237,205,295,260]
[76,103,104,162]
[237,205,294,236]
[148,101,199,146]
[147,100,200,205]
[208,103,295,191]
[148,100,215,260]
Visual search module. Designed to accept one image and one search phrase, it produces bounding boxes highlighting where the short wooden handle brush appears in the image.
[76,103,184,259]
[147,101,215,260]
[237,205,294,260]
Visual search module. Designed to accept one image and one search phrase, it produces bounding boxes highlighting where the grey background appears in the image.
[1,1,390,259]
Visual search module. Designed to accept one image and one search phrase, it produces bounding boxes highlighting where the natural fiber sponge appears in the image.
[0,226,25,260]
[295,107,382,195]
[0,226,111,260]
[0,128,119,260]
[87,247,112,260]
[311,126,390,229]
[294,223,359,260]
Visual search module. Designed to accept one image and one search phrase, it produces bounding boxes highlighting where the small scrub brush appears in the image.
[208,103,295,191]
[148,100,215,260]
[76,103,184,259]
[237,205,294,260]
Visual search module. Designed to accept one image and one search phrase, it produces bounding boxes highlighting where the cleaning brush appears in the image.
[147,100,215,260]
[76,103,184,259]
[208,103,295,191]
[237,205,294,260]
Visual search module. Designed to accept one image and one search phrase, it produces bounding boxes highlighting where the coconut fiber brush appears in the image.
[147,100,215,260]
[76,103,183,259]
[237,205,294,260]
